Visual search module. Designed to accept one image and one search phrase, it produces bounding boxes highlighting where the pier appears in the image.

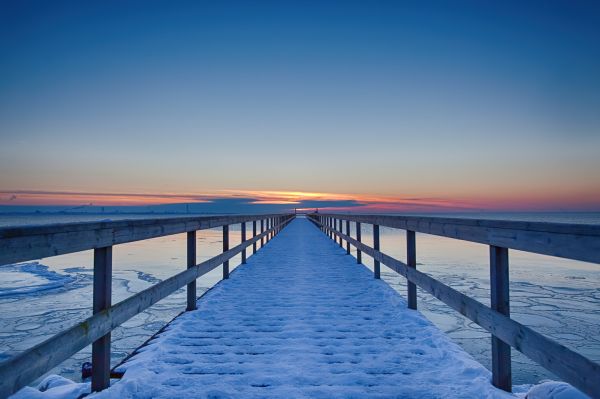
[0,214,599,398]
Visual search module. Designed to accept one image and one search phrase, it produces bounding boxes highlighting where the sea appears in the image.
[0,212,599,387]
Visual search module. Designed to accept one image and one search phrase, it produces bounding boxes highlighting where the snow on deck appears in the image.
[25,217,516,399]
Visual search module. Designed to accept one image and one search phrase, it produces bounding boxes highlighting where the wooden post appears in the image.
[92,246,112,392]
[222,225,229,279]
[356,222,362,264]
[338,219,343,247]
[252,220,257,254]
[186,231,197,311]
[491,245,511,392]
[373,224,380,279]
[345,220,350,254]
[330,217,334,240]
[407,230,417,310]
[267,218,271,242]
[333,218,337,241]
[241,222,247,264]
[261,219,265,246]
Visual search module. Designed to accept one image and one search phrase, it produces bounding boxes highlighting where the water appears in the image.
[0,212,599,387]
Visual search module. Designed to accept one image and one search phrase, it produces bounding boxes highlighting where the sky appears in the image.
[1,0,599,212]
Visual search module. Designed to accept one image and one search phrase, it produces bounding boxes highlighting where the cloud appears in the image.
[295,200,362,209]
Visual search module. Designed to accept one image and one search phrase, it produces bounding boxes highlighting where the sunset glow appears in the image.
[2,188,599,212]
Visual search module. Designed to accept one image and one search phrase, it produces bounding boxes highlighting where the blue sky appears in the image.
[1,1,599,210]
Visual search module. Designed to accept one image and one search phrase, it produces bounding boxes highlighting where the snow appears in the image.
[11,375,90,399]
[9,218,589,398]
[524,381,590,399]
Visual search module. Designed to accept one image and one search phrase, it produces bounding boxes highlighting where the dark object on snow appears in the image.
[81,362,92,380]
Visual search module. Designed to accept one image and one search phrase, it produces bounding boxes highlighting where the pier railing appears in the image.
[307,213,600,399]
[0,213,295,397]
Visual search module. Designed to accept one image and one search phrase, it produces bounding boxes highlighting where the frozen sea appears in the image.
[0,212,599,387]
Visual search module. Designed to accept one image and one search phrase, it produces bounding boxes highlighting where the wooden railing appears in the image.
[0,213,295,398]
[307,213,600,399]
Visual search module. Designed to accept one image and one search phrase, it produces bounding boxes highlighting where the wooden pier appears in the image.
[0,214,599,398]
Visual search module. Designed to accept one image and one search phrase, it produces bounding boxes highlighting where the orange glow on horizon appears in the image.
[0,189,599,211]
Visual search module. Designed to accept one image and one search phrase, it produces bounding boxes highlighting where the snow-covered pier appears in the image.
[1,214,599,398]
[66,217,512,398]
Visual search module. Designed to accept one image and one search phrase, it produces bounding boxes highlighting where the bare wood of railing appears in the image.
[0,213,295,398]
[308,213,600,399]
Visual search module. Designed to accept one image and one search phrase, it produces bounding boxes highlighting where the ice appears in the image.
[0,262,79,298]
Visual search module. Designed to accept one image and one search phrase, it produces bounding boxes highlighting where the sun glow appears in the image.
[2,188,598,212]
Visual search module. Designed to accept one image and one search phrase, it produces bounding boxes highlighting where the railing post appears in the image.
[241,222,247,264]
[345,220,350,254]
[407,230,417,310]
[223,225,229,279]
[356,222,362,264]
[92,246,112,392]
[373,224,380,279]
[338,219,343,247]
[261,219,265,246]
[330,217,334,240]
[490,245,511,392]
[186,231,197,311]
[252,220,257,254]
[333,218,337,241]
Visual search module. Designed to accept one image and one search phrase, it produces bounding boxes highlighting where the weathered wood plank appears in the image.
[92,247,112,392]
[310,217,600,399]
[491,245,511,391]
[241,222,247,264]
[346,220,350,254]
[223,225,229,279]
[252,220,257,254]
[186,231,197,311]
[373,224,380,279]
[407,230,417,310]
[0,214,290,266]
[311,213,600,264]
[356,222,362,264]
[0,218,292,398]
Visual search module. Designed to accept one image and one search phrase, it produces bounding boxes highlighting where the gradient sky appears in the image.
[1,1,599,211]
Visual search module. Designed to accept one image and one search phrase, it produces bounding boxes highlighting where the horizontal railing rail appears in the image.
[309,213,600,264]
[0,214,289,266]
[0,213,295,398]
[308,213,600,399]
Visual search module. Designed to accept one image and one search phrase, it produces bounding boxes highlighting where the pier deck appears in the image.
[90,218,510,399]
